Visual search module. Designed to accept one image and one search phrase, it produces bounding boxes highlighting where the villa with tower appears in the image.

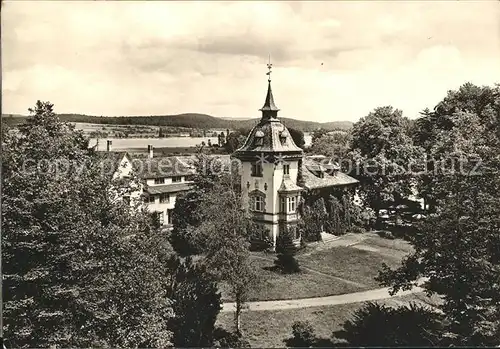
[232,62,358,246]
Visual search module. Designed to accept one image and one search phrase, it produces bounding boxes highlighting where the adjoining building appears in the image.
[99,143,197,229]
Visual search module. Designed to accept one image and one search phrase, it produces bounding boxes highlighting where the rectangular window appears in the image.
[251,162,263,177]
[148,195,155,203]
[280,197,286,213]
[283,164,290,175]
[291,226,300,240]
[288,196,296,212]
[172,176,182,183]
[160,194,170,203]
[154,178,164,184]
[167,209,174,225]
[253,196,264,212]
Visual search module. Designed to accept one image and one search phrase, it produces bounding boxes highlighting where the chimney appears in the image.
[148,145,154,158]
[107,140,112,152]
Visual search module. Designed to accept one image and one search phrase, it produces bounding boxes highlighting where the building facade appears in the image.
[232,67,358,247]
[232,72,304,246]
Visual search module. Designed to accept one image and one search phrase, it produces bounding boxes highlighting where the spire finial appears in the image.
[266,54,272,82]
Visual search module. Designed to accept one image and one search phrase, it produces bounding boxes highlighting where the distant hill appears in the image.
[2,113,353,132]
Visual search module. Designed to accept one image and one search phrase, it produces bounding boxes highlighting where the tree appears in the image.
[170,155,237,255]
[2,101,174,347]
[347,106,424,225]
[299,196,327,242]
[178,161,260,336]
[170,190,205,256]
[309,131,351,160]
[225,131,247,153]
[311,129,328,144]
[166,256,222,347]
[288,127,306,149]
[274,227,300,273]
[377,84,500,346]
[332,302,444,346]
[412,83,500,211]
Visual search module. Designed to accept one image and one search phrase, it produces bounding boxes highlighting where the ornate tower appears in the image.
[232,61,304,247]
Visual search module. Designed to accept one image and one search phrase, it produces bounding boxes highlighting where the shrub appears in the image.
[213,327,251,348]
[274,228,300,273]
[350,225,366,234]
[285,321,316,347]
[248,224,273,252]
[332,302,444,347]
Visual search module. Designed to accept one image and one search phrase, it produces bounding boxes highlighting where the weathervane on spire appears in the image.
[266,54,272,82]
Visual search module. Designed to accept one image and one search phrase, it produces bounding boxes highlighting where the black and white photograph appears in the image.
[2,1,500,347]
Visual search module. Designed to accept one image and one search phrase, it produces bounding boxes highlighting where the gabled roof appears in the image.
[278,176,303,193]
[132,156,196,179]
[95,151,130,178]
[146,182,194,195]
[301,157,358,190]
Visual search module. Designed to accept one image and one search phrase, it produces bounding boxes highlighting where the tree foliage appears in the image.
[299,197,327,242]
[286,321,317,348]
[166,256,221,347]
[347,106,424,222]
[274,227,300,273]
[377,83,500,346]
[309,131,351,160]
[332,302,444,346]
[2,101,174,348]
[288,127,306,149]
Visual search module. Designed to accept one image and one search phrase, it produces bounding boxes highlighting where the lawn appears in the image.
[216,292,439,347]
[220,235,411,302]
[219,255,364,302]
[216,302,364,347]
[296,245,403,289]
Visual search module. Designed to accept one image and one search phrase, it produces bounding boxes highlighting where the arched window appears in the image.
[249,189,266,212]
[255,130,264,146]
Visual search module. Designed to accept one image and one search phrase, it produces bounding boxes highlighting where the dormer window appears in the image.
[255,130,264,146]
[279,130,289,145]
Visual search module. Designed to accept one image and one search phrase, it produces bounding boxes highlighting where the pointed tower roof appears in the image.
[232,60,303,161]
[260,80,280,112]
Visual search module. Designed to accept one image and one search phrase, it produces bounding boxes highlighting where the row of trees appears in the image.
[294,82,500,346]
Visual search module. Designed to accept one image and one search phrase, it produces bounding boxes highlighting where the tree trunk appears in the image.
[235,294,242,336]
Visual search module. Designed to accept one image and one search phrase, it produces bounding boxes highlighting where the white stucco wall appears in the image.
[240,157,301,243]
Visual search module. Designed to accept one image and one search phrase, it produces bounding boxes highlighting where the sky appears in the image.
[2,1,500,122]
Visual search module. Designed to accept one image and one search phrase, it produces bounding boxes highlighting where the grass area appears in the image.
[297,245,403,289]
[219,255,364,302]
[216,302,363,347]
[217,292,439,347]
[362,235,414,252]
[220,234,412,302]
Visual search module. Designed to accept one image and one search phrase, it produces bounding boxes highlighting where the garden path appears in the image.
[221,283,425,312]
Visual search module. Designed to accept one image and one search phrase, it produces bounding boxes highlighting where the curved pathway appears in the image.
[221,284,424,313]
